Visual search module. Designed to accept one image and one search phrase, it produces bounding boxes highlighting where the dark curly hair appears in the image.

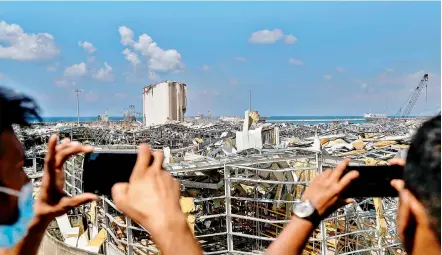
[0,87,42,132]
[404,114,441,240]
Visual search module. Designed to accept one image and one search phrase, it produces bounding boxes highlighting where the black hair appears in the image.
[0,87,42,133]
[404,114,441,240]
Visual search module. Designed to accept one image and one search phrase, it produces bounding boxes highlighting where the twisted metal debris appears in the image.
[20,117,424,255]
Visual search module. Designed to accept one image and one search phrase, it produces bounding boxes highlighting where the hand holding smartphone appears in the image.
[339,164,404,198]
[82,151,154,196]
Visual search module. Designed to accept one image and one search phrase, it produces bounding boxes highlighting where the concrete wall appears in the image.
[142,81,187,126]
[38,232,100,255]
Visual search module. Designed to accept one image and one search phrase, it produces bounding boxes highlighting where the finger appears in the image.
[388,158,406,167]
[337,170,359,191]
[59,193,99,211]
[391,179,405,193]
[55,142,94,168]
[330,159,350,181]
[397,189,410,237]
[44,134,58,175]
[150,151,164,174]
[131,144,152,181]
[55,138,71,152]
[403,190,429,225]
[111,183,129,210]
[318,169,332,181]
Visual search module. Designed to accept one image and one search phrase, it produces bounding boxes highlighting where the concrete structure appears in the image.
[142,81,187,126]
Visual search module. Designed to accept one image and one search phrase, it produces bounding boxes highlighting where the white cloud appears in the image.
[230,78,238,86]
[406,70,427,82]
[248,29,298,45]
[288,58,303,66]
[324,74,333,80]
[201,65,210,71]
[119,26,134,46]
[133,34,183,72]
[248,29,283,44]
[336,67,345,73]
[0,72,4,79]
[0,20,60,61]
[64,62,87,77]
[284,34,298,44]
[119,26,183,77]
[236,56,247,62]
[361,83,367,89]
[93,62,114,82]
[78,41,96,54]
[122,48,140,66]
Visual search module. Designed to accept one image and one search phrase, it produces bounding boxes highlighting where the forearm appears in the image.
[265,217,317,255]
[3,216,51,255]
[146,216,203,255]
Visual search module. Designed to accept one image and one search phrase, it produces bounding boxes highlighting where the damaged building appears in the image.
[142,81,187,126]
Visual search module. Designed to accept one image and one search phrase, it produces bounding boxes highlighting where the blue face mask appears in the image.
[0,182,35,248]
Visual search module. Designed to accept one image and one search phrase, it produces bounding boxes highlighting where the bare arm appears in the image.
[265,159,359,255]
[141,215,202,255]
[266,217,316,255]
[112,144,203,255]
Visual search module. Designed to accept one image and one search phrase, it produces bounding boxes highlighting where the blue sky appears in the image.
[0,1,440,117]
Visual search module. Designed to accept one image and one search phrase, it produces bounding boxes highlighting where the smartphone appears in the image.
[340,165,404,198]
[82,151,154,196]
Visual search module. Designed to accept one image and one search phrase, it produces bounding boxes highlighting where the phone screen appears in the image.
[83,151,139,196]
[340,165,404,198]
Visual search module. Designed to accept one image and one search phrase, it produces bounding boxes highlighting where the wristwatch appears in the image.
[292,200,321,225]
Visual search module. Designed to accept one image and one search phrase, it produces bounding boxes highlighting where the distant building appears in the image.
[142,81,187,126]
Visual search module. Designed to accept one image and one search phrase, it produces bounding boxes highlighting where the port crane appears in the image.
[395,73,428,119]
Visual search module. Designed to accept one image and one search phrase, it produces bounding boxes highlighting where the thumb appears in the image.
[111,183,129,210]
[60,193,99,211]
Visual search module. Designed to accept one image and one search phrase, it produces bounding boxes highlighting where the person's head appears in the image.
[399,114,440,253]
[0,87,41,225]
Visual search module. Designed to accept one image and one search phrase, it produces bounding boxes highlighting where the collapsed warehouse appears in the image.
[16,113,425,255]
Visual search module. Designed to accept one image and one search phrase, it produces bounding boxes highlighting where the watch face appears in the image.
[293,200,315,218]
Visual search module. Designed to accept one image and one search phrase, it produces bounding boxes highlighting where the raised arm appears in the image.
[111,144,203,255]
[265,159,359,255]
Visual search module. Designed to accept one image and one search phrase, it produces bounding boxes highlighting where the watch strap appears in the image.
[305,208,321,226]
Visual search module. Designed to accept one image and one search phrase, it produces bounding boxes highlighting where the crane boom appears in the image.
[396,73,428,119]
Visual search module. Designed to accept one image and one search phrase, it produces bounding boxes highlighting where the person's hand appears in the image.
[301,159,359,218]
[388,158,406,167]
[35,135,99,222]
[111,144,187,243]
[388,157,406,200]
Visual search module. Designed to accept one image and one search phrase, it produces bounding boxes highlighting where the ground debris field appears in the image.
[20,116,425,255]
